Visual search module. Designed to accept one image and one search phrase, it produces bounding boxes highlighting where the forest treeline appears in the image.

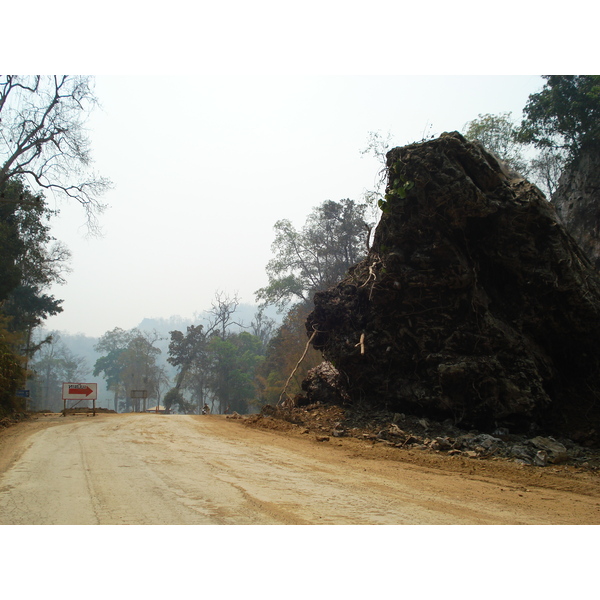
[2,75,599,416]
[25,199,369,414]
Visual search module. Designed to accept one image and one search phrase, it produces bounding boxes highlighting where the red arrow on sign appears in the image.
[70,386,94,397]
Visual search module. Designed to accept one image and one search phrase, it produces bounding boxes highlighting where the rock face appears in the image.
[552,148,600,271]
[306,132,600,440]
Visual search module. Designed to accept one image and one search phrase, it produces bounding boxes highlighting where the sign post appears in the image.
[130,390,148,412]
[62,383,98,416]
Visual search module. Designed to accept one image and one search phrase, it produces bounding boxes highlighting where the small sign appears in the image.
[62,383,98,401]
[130,389,148,399]
[16,389,30,398]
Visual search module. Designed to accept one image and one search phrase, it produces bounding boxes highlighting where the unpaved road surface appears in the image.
[1,413,599,524]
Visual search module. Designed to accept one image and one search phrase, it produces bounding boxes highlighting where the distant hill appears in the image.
[137,303,280,337]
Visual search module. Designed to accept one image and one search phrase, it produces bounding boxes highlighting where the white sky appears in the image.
[42,74,544,337]
[9,2,595,339]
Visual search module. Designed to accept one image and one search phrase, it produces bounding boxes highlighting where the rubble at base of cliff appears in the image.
[245,402,600,471]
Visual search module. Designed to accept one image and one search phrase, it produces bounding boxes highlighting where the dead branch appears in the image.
[278,330,318,407]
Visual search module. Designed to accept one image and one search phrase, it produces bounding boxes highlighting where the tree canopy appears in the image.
[256,198,371,310]
[94,328,163,412]
[463,112,529,175]
[518,75,600,162]
[463,111,565,198]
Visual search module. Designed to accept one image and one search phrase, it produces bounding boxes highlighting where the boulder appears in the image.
[301,361,351,406]
[306,132,600,442]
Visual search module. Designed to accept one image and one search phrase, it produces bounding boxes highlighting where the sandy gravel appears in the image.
[1,412,599,524]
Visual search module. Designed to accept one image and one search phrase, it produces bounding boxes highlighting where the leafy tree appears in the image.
[0,75,111,222]
[528,148,565,198]
[463,112,529,175]
[94,327,135,411]
[0,318,26,415]
[255,303,321,407]
[0,179,70,330]
[163,388,187,414]
[167,324,211,413]
[256,199,371,310]
[29,332,89,411]
[168,316,266,414]
[165,291,245,414]
[118,331,162,412]
[250,307,277,352]
[0,178,71,411]
[518,75,600,162]
[94,328,163,412]
[463,111,565,198]
[206,332,264,414]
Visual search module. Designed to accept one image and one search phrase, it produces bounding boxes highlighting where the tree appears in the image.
[256,199,371,310]
[463,112,529,175]
[29,332,89,412]
[518,75,600,162]
[120,332,162,411]
[167,324,211,413]
[206,332,264,414]
[360,130,393,214]
[94,328,163,412]
[0,318,26,415]
[0,178,72,405]
[0,75,111,223]
[0,179,70,324]
[250,307,276,352]
[528,148,565,198]
[463,111,565,198]
[207,291,242,339]
[94,327,135,412]
[255,303,321,407]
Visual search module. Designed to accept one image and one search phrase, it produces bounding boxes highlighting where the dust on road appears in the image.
[1,413,599,524]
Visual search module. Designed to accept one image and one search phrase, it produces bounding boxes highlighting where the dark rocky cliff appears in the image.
[305,132,600,442]
[552,147,600,271]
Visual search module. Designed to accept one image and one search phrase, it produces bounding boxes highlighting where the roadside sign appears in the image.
[62,383,98,401]
[16,389,30,398]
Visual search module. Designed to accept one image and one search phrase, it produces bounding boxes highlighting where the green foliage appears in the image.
[29,332,89,411]
[206,332,265,414]
[0,178,69,333]
[163,388,193,414]
[463,112,529,175]
[0,333,25,415]
[94,328,162,412]
[256,199,371,310]
[379,163,414,212]
[255,303,321,407]
[464,111,565,197]
[0,178,71,413]
[166,319,267,414]
[518,75,600,161]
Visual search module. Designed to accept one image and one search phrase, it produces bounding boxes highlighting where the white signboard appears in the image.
[62,382,98,401]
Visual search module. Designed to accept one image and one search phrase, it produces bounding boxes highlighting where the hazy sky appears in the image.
[11,3,592,341]
[41,74,546,337]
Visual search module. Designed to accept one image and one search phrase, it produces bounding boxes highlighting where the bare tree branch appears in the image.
[0,75,111,226]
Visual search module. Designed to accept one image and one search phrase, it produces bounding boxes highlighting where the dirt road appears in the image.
[1,413,599,524]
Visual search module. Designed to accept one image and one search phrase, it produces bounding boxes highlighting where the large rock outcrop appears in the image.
[306,132,600,440]
[552,147,600,270]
